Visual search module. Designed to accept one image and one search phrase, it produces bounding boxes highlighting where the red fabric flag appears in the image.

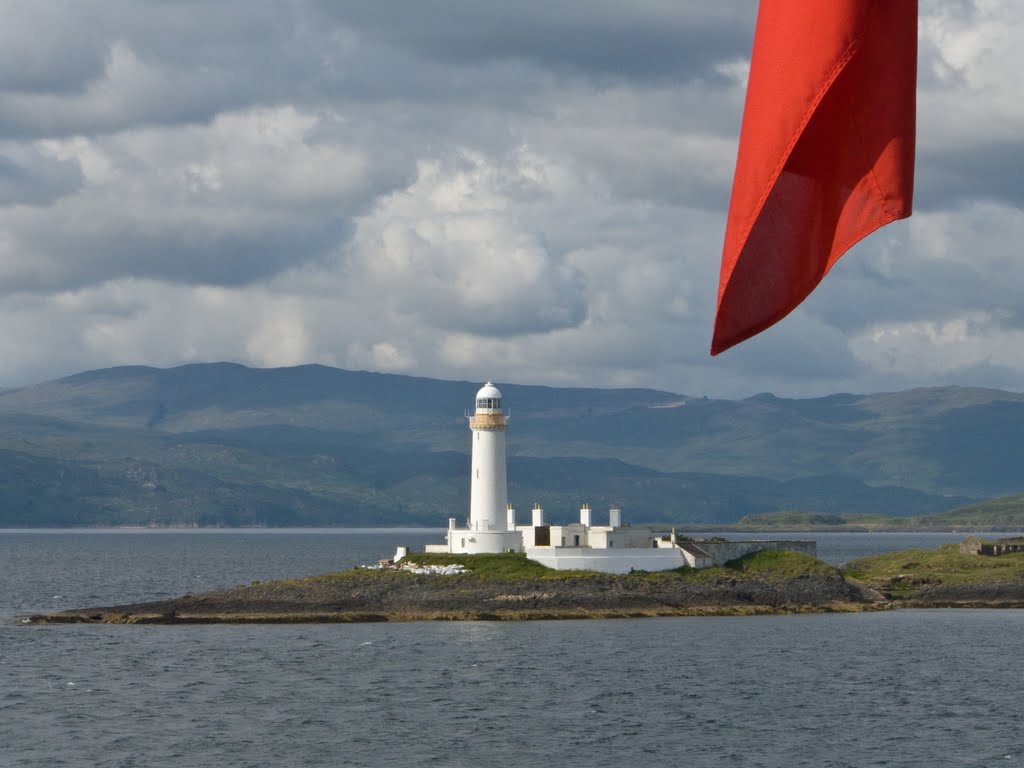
[711,0,917,356]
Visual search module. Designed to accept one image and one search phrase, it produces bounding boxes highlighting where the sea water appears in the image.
[2,530,1022,768]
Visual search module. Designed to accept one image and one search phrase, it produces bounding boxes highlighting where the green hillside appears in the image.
[903,494,1024,530]
[1,363,1021,527]
[736,493,1024,532]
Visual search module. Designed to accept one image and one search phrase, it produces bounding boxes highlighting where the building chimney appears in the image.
[609,507,622,528]
[507,504,516,530]
[532,503,545,527]
[580,503,592,527]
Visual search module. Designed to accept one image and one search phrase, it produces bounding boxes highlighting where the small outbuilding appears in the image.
[960,535,1024,556]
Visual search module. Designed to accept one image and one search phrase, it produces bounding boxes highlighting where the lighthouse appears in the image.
[411,381,812,570]
[434,382,522,554]
[469,381,508,533]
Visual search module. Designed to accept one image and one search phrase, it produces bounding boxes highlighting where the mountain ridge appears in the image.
[0,363,1018,527]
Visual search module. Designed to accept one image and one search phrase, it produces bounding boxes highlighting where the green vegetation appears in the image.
[729,510,911,531]
[902,494,1024,530]
[736,511,849,528]
[733,501,1024,532]
[400,549,838,584]
[403,552,600,580]
[843,544,1024,599]
[845,544,1024,584]
[640,550,839,583]
[721,549,837,579]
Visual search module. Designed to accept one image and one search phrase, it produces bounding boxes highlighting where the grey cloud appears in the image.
[3,216,351,293]
[801,209,1024,337]
[0,4,108,94]
[939,358,1024,391]
[917,141,1024,210]
[711,313,864,383]
[0,153,82,206]
[0,2,327,138]
[317,1,755,81]
[424,287,587,337]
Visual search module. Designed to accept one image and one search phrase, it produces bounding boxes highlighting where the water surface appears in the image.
[2,530,1022,767]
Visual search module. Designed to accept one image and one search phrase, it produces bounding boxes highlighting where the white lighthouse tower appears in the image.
[469,382,508,533]
[435,382,522,554]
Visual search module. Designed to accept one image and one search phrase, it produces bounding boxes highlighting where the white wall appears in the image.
[525,546,684,573]
[469,426,508,532]
[448,530,522,554]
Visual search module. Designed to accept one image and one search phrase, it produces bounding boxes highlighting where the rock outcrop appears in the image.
[25,565,879,624]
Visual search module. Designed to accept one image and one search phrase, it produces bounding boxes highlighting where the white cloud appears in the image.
[341,151,587,336]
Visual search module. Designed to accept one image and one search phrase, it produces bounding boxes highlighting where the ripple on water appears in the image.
[4,534,1024,767]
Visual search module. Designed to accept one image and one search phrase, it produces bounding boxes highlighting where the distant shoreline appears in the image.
[684,525,1024,534]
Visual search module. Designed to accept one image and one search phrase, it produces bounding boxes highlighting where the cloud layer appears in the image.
[0,1,1021,398]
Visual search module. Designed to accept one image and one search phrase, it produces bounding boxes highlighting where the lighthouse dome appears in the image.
[475,381,503,412]
[476,382,501,400]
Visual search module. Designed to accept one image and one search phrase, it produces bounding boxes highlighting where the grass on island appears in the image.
[844,544,1024,590]
[408,549,836,583]
[641,549,838,583]
[721,549,838,579]
[403,552,601,580]
[250,549,839,590]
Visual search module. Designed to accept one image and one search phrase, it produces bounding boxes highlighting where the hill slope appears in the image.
[0,363,1017,526]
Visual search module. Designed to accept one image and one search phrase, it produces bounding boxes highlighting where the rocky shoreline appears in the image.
[22,547,1024,625]
[880,581,1024,609]
[25,566,885,624]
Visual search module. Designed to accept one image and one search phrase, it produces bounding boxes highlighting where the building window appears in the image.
[476,469,479,479]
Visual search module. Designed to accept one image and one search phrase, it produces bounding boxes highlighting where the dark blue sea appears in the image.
[2,530,1023,768]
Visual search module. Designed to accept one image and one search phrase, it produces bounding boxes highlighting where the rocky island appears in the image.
[23,544,1024,625]
[26,551,880,624]
[22,540,1024,626]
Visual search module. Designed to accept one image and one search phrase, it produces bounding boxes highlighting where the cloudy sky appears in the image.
[0,0,1020,398]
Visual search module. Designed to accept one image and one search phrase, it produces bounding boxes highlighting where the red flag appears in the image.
[711,0,917,356]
